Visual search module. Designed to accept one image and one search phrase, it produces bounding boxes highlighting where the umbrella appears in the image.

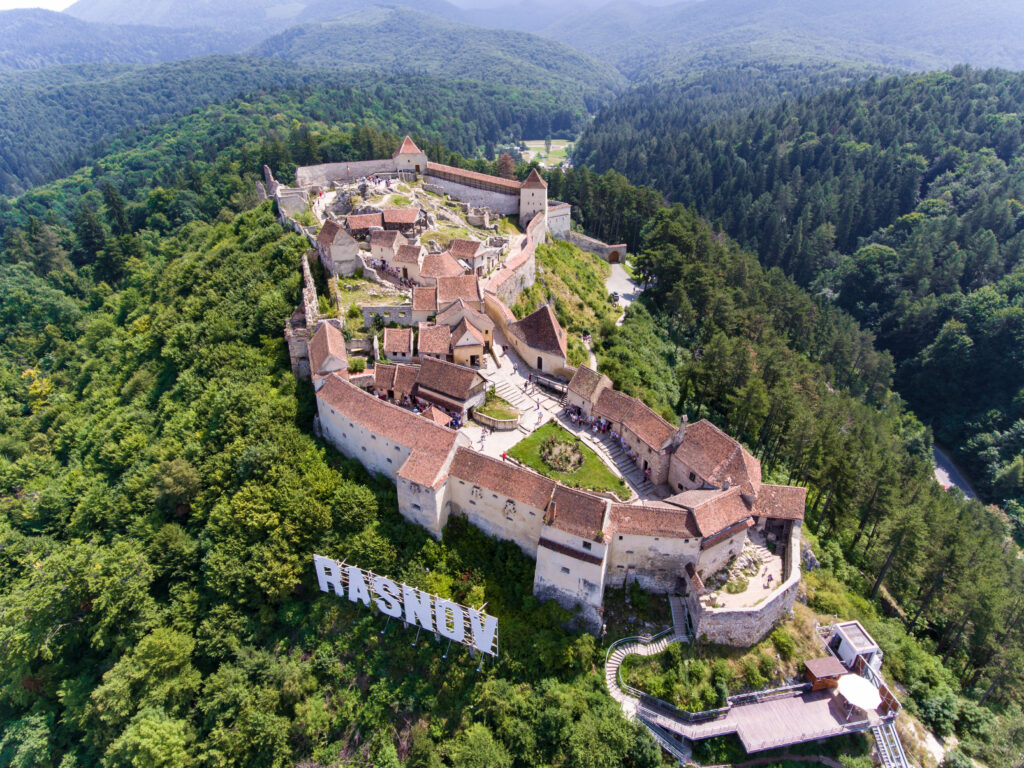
[837,674,881,712]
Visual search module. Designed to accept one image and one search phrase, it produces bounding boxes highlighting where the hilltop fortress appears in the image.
[266,139,805,643]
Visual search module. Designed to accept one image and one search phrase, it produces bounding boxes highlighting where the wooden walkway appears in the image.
[641,689,881,753]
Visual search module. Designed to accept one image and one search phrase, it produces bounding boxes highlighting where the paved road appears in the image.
[606,263,641,324]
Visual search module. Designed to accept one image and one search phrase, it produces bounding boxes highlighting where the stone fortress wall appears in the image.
[423,176,521,215]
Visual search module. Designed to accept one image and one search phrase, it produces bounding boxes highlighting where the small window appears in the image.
[689,472,696,482]
[361,447,366,452]
[677,483,683,491]
[626,550,634,554]
[492,494,498,499]
[469,500,476,506]
[582,542,592,551]
[654,537,660,541]
[387,458,393,464]
[617,565,624,570]
[412,504,421,511]
[618,535,623,541]
[459,480,465,485]
[395,446,400,452]
[684,539,690,544]
[560,567,570,575]
[371,434,376,440]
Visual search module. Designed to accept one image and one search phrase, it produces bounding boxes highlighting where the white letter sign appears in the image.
[312,555,498,656]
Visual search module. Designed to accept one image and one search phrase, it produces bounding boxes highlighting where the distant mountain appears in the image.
[0,8,248,70]
[64,0,468,34]
[542,0,1024,80]
[248,7,626,108]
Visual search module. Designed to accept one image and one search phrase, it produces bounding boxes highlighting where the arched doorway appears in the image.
[608,250,620,263]
[536,356,543,371]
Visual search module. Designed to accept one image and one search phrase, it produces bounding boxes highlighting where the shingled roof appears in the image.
[317,374,457,488]
[383,208,420,226]
[568,365,605,401]
[508,304,567,358]
[308,322,347,376]
[545,485,607,542]
[452,317,484,347]
[752,484,806,521]
[394,136,422,156]
[449,238,482,261]
[436,299,494,333]
[317,219,342,247]
[450,447,556,511]
[347,212,383,231]
[392,364,420,397]
[394,244,423,264]
[426,162,523,193]
[383,327,414,356]
[370,229,403,248]
[412,286,437,312]
[420,251,466,281]
[417,323,451,357]
[592,388,636,424]
[622,401,676,452]
[437,275,482,306]
[421,406,452,428]
[416,357,484,402]
[664,486,753,538]
[522,168,548,189]
[609,503,701,538]
[673,419,760,494]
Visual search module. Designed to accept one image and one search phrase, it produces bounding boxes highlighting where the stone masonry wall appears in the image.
[295,159,398,188]
[566,231,627,263]
[687,522,802,647]
[424,176,520,215]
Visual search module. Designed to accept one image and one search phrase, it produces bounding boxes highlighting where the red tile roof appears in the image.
[622,401,676,451]
[370,229,403,248]
[416,357,485,402]
[752,484,806,521]
[665,486,753,538]
[374,363,397,390]
[392,364,419,396]
[545,485,607,541]
[394,136,422,156]
[317,219,342,247]
[805,657,848,679]
[700,518,755,550]
[509,304,567,358]
[426,162,522,193]
[436,299,495,333]
[417,323,451,357]
[308,322,347,376]
[568,365,605,401]
[383,208,420,226]
[452,317,484,346]
[437,275,482,306]
[421,406,452,428]
[317,374,457,488]
[672,420,760,493]
[412,286,437,312]
[609,503,700,538]
[420,251,466,280]
[394,244,423,264]
[383,327,414,356]
[450,447,556,511]
[522,168,548,189]
[347,212,383,231]
[592,388,636,424]
[449,238,482,261]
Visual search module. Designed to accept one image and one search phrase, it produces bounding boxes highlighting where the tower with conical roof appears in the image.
[520,167,548,226]
[393,136,428,175]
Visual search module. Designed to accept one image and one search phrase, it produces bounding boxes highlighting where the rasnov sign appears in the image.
[313,554,498,656]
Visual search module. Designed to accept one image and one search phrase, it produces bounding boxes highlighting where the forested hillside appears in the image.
[542,0,1024,80]
[0,9,247,71]
[0,106,667,766]
[0,58,588,196]
[576,67,1024,528]
[248,7,625,109]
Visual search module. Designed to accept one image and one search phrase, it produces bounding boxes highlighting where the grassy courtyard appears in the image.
[474,389,519,421]
[508,421,629,499]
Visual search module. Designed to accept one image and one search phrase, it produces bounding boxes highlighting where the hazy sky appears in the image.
[0,0,73,8]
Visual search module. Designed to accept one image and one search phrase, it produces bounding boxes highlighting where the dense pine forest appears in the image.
[576,67,1024,531]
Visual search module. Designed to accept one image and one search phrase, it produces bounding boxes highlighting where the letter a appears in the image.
[347,566,371,606]
[313,554,344,596]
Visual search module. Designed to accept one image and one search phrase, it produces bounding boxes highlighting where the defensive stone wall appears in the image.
[566,231,627,263]
[296,159,397,188]
[361,304,416,328]
[687,523,802,647]
[547,202,572,239]
[424,176,520,215]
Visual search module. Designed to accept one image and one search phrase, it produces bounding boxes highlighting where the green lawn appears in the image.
[508,421,629,499]
[475,390,519,421]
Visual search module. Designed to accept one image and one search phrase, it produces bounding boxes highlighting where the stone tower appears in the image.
[519,168,548,226]
[393,136,429,175]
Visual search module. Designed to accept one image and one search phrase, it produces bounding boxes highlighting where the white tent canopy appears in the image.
[837,673,881,711]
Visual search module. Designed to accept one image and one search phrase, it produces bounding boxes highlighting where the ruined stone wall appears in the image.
[606,532,699,591]
[424,176,520,215]
[361,304,416,328]
[565,231,627,263]
[687,523,802,647]
[295,159,397,188]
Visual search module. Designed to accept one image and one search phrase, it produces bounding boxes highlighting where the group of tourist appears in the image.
[379,390,463,430]
[563,405,647,475]
[368,258,416,288]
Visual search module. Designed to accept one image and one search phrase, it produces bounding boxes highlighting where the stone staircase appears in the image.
[606,631,686,706]
[573,426,656,496]
[669,595,688,637]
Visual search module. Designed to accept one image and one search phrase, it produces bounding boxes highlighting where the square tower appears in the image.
[393,136,429,175]
[520,168,548,226]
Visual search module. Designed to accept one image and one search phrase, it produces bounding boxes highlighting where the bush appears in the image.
[741,656,767,690]
[941,749,973,768]
[347,358,366,373]
[347,303,361,319]
[771,628,796,661]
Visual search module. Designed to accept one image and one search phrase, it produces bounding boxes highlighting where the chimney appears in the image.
[671,414,689,450]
